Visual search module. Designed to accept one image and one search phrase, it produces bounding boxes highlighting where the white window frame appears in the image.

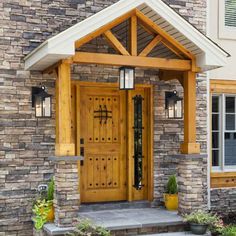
[219,0,236,40]
[212,93,236,172]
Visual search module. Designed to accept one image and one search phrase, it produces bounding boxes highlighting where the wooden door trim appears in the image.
[72,80,153,88]
[127,87,154,202]
[72,81,154,202]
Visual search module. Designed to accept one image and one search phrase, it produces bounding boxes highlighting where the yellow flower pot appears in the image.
[47,206,55,222]
[164,193,178,211]
[40,205,55,223]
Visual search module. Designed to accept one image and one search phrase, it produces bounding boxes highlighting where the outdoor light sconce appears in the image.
[165,91,183,119]
[119,66,135,90]
[32,86,52,118]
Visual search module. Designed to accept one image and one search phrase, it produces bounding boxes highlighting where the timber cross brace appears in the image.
[45,9,200,155]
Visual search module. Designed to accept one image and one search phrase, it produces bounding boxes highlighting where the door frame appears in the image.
[71,81,154,202]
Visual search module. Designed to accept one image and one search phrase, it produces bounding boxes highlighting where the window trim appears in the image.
[219,0,236,40]
[211,93,236,172]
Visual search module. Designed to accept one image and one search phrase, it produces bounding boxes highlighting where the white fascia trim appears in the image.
[147,0,229,65]
[25,42,49,70]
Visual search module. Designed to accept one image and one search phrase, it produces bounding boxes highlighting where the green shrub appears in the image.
[32,178,54,231]
[183,210,218,225]
[67,219,111,236]
[32,199,52,231]
[47,178,54,201]
[166,175,178,194]
[209,215,224,234]
[222,225,236,236]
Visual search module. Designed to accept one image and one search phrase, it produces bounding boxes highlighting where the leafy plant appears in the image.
[32,199,52,231]
[209,215,224,234]
[67,219,111,236]
[47,178,54,201]
[221,225,236,236]
[166,175,178,194]
[183,210,218,225]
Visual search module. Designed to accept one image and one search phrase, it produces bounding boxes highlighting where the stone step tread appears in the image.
[78,208,184,230]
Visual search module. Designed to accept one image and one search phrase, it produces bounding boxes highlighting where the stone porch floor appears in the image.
[78,208,183,230]
[44,208,211,235]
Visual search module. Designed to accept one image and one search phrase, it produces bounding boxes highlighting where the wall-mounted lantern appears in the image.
[165,91,183,119]
[32,86,52,118]
[119,67,135,90]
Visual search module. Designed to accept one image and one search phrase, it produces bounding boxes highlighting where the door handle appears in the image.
[80,147,84,156]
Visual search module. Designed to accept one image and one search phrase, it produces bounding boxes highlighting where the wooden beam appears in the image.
[180,71,200,154]
[135,9,195,60]
[72,52,191,71]
[55,61,75,156]
[130,15,137,56]
[161,39,184,59]
[159,70,184,86]
[139,20,156,36]
[139,35,162,57]
[75,10,135,49]
[103,30,130,56]
[43,61,60,75]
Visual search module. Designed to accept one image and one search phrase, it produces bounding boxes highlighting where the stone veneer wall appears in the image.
[211,188,236,215]
[0,0,207,235]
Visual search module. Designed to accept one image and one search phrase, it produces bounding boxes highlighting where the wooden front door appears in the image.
[74,82,153,203]
[79,85,127,203]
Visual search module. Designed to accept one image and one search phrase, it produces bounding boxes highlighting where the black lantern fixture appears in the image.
[165,91,183,119]
[32,86,52,118]
[119,66,135,90]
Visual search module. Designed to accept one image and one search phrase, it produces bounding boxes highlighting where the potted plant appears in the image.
[66,219,111,236]
[32,199,52,235]
[184,210,218,235]
[209,216,224,236]
[163,175,178,211]
[32,178,55,234]
[45,178,55,222]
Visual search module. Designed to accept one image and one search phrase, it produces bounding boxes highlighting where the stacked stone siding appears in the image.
[0,0,207,235]
[211,188,236,216]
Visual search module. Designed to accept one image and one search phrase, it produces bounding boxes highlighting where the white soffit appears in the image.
[24,0,229,71]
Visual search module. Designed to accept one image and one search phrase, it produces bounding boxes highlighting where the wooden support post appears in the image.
[180,71,200,154]
[130,15,137,56]
[55,61,75,156]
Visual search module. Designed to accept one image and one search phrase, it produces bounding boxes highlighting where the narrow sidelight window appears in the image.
[133,95,143,190]
[212,95,221,168]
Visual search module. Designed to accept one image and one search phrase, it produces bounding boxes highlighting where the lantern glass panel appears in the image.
[120,69,125,89]
[126,68,134,89]
[35,97,43,117]
[175,100,182,118]
[168,100,175,118]
[43,97,51,117]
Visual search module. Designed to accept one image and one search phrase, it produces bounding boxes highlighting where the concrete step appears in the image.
[79,200,152,212]
[78,208,188,236]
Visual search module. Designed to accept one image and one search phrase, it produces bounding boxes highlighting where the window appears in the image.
[225,0,236,27]
[211,94,236,171]
[219,0,236,39]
